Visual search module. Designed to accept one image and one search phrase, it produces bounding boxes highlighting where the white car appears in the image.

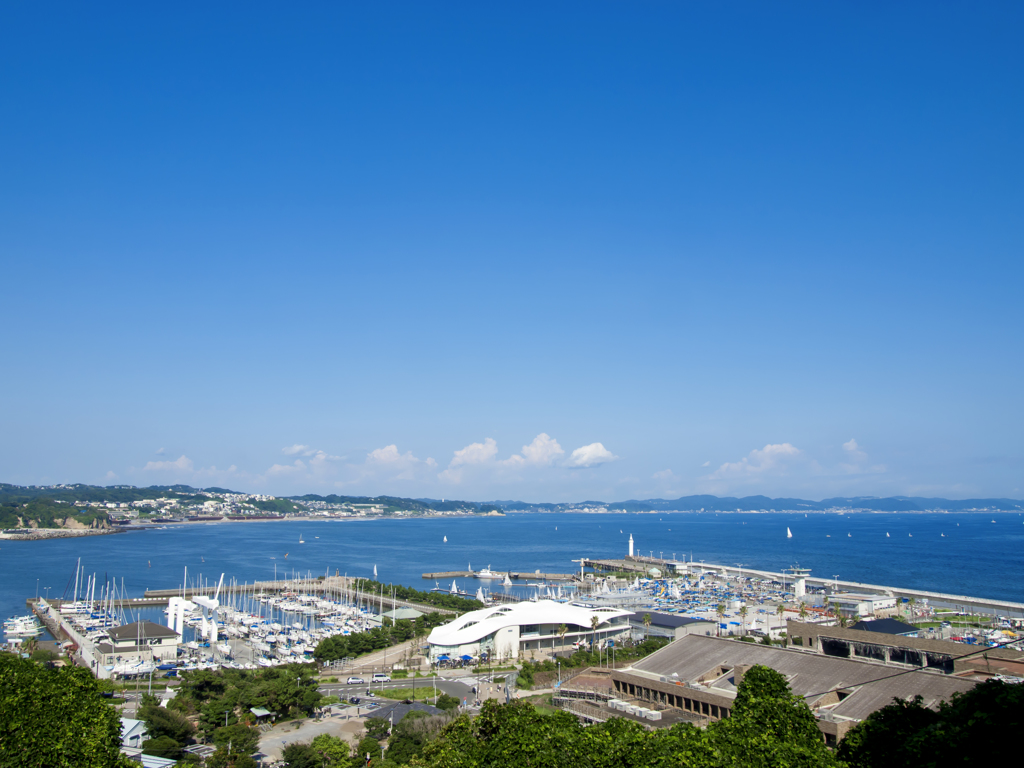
[346,676,365,685]
[371,673,391,683]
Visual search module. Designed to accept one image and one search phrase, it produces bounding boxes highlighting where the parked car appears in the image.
[371,673,391,683]
[346,676,365,685]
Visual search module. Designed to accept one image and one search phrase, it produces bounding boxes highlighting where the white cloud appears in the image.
[503,433,565,467]
[143,455,195,472]
[653,469,676,480]
[439,438,498,483]
[451,438,499,467]
[701,460,710,467]
[138,455,244,486]
[838,438,885,475]
[710,443,802,479]
[566,442,618,469]
[283,444,315,456]
[334,444,437,485]
[104,470,118,481]
[268,460,307,477]
[155,447,166,456]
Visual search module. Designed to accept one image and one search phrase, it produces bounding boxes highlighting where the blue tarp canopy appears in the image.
[437,655,450,660]
[460,655,473,661]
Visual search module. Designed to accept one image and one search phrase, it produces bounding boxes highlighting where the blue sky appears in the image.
[1,2,1021,502]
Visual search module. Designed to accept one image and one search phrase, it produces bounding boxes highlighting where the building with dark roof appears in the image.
[94,620,180,675]
[786,620,1024,678]
[604,634,976,744]
[850,618,919,635]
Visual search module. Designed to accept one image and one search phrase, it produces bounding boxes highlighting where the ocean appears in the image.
[3,511,1023,627]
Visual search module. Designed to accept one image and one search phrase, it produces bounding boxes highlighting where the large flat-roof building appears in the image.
[426,600,631,662]
[603,634,976,744]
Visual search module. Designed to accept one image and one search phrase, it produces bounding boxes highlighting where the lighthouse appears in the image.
[628,534,634,558]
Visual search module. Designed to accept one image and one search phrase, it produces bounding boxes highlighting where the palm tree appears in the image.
[557,623,568,653]
[642,613,652,641]
[716,604,726,636]
[799,603,808,621]
[590,615,600,652]
[739,606,748,635]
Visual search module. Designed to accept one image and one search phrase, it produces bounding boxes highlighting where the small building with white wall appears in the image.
[826,593,898,618]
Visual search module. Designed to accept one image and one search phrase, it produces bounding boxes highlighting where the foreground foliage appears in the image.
[837,678,1024,768]
[413,667,840,768]
[0,653,131,768]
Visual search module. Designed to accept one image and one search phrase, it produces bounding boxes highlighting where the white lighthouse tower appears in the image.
[628,534,634,558]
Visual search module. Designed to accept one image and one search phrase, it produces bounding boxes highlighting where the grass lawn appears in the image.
[375,686,441,702]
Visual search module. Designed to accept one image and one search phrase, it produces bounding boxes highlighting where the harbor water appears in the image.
[2,511,1023,629]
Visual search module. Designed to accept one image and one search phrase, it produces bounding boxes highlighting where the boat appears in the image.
[786,527,792,539]
[443,536,447,543]
[503,574,513,587]
[886,532,890,537]
[299,533,305,544]
[475,565,500,579]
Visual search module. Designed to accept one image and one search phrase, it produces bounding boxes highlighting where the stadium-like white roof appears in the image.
[427,599,631,647]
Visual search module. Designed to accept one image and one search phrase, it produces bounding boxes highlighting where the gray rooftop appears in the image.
[628,634,975,722]
[108,621,179,642]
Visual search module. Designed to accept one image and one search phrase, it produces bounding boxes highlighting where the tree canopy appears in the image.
[0,652,131,768]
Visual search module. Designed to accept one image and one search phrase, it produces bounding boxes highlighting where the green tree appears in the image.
[739,605,749,635]
[311,733,351,768]
[140,702,195,746]
[642,613,652,640]
[141,735,182,759]
[281,742,320,768]
[365,716,391,741]
[356,736,381,765]
[590,615,600,648]
[712,665,840,768]
[716,604,726,635]
[435,693,460,712]
[0,653,132,768]
[557,623,568,652]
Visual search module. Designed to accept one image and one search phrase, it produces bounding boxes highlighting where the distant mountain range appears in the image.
[497,495,1024,512]
[2,484,1020,515]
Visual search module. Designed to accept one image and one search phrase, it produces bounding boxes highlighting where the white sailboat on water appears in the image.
[443,535,447,542]
[786,527,793,539]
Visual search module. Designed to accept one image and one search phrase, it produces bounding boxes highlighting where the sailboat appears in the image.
[299,533,305,544]
[503,573,513,587]
[443,536,447,543]
[886,532,890,537]
[786,527,793,539]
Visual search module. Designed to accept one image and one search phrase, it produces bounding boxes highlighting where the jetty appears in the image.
[421,570,577,581]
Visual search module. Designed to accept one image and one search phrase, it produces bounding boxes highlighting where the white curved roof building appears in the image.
[426,600,632,662]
